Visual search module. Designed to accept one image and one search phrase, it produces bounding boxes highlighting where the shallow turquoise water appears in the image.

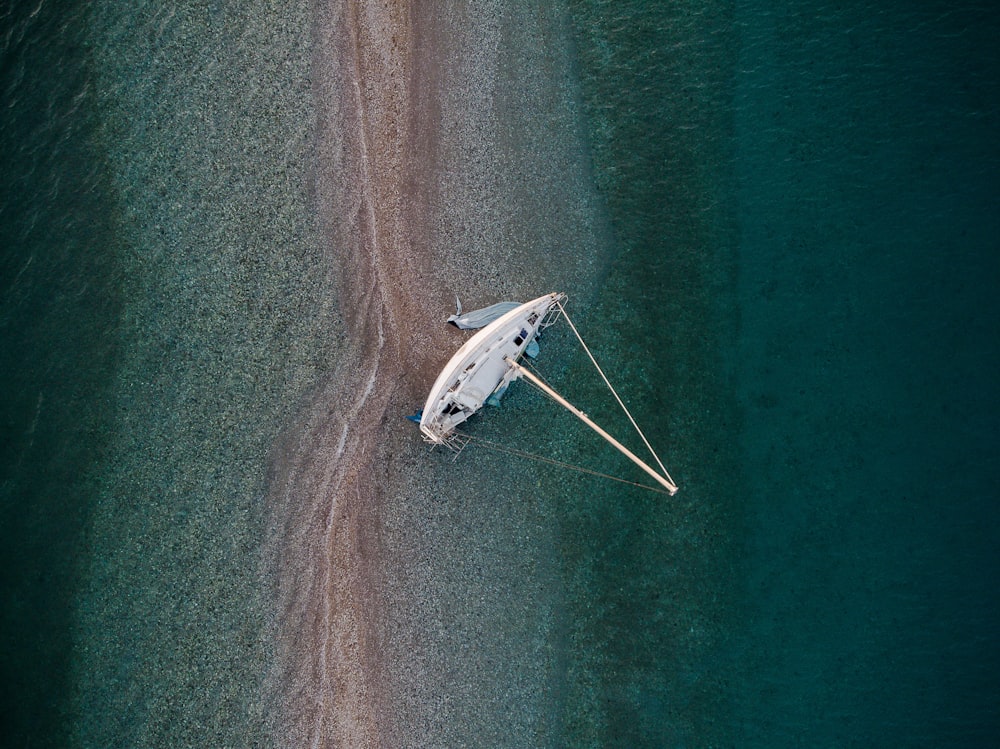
[2,1,338,747]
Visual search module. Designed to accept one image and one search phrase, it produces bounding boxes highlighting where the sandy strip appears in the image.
[267,1,607,745]
[267,2,441,745]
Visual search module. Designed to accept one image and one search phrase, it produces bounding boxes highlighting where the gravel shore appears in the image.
[267,1,609,745]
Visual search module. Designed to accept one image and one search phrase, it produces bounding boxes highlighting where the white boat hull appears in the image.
[419,292,565,444]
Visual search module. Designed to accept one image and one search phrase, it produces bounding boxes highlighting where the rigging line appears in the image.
[556,300,675,487]
[514,375,676,495]
[518,356,558,394]
[461,434,675,496]
[518,368,570,409]
[506,361,677,495]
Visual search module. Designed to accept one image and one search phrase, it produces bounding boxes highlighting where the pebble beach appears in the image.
[268,2,608,744]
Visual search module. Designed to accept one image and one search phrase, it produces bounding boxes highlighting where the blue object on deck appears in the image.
[485,382,509,408]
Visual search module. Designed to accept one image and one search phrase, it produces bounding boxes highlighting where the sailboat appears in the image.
[417,292,678,495]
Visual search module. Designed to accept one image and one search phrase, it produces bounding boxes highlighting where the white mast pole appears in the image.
[507,359,678,495]
[556,301,674,482]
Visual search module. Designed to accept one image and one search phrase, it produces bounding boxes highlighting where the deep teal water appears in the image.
[563,0,1000,746]
[728,5,1000,746]
[1,2,121,746]
[3,1,333,747]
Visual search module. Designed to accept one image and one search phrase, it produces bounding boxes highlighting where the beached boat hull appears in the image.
[419,292,564,445]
